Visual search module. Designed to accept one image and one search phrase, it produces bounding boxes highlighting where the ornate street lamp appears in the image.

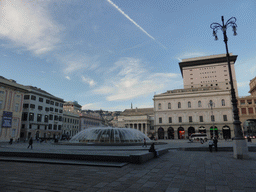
[210,16,248,159]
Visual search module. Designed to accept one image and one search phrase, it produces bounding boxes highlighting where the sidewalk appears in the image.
[0,150,255,192]
[0,140,256,191]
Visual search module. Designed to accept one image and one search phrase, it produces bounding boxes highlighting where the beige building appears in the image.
[154,54,238,139]
[63,101,81,138]
[0,77,28,142]
[117,108,154,136]
[237,77,256,137]
[80,112,103,131]
[249,76,256,96]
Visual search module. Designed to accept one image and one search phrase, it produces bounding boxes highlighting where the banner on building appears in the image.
[2,111,12,128]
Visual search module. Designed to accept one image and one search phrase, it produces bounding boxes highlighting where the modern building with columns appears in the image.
[154,54,238,139]
[117,108,154,136]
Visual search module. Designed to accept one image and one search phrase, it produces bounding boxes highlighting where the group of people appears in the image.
[208,137,218,152]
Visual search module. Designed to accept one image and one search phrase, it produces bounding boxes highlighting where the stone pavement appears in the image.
[1,144,256,191]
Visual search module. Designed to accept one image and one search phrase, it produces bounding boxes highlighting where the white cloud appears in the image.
[60,54,99,74]
[82,76,96,87]
[65,76,71,80]
[0,0,61,55]
[93,57,181,101]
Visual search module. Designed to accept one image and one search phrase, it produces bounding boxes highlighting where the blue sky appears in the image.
[1,0,255,111]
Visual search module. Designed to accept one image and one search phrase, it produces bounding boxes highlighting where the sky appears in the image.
[0,0,256,111]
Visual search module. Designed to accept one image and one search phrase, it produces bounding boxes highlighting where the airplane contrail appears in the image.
[107,0,156,41]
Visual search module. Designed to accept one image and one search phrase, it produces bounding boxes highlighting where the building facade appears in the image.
[249,77,256,96]
[63,101,81,138]
[0,77,27,142]
[20,86,64,140]
[154,54,238,139]
[117,108,154,136]
[154,87,233,139]
[80,112,102,131]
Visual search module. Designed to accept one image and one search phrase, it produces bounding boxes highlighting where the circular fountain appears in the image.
[69,127,152,145]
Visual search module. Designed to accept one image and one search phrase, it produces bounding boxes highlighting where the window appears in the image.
[31,95,36,100]
[49,115,53,120]
[59,116,62,121]
[38,106,43,110]
[50,107,53,111]
[55,102,59,106]
[158,103,161,110]
[248,108,253,114]
[223,115,228,121]
[198,101,202,107]
[221,99,225,106]
[48,124,52,130]
[189,116,192,122]
[248,100,252,104]
[178,102,181,108]
[169,117,172,123]
[241,108,246,114]
[22,124,25,129]
[50,101,54,105]
[46,99,50,104]
[23,104,29,108]
[159,117,162,123]
[188,101,191,108]
[44,115,48,123]
[179,117,182,123]
[199,116,203,122]
[58,125,62,130]
[24,95,30,100]
[29,113,34,121]
[54,115,58,120]
[55,108,58,112]
[45,107,49,112]
[39,97,43,102]
[240,100,245,105]
[168,103,171,109]
[37,114,42,122]
[60,103,63,107]
[59,109,63,113]
[15,103,19,112]
[54,125,57,130]
[22,112,28,121]
[30,104,35,109]
[211,115,215,122]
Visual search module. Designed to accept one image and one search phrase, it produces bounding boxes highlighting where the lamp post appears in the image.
[210,16,248,159]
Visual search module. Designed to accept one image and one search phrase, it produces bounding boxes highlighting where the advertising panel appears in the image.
[2,111,12,128]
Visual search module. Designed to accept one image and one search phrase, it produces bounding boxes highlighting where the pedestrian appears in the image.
[213,137,218,152]
[149,143,158,157]
[142,138,147,147]
[208,139,213,152]
[9,138,13,145]
[27,138,33,149]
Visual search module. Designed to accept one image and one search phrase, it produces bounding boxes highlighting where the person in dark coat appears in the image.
[149,143,158,157]
[213,137,218,152]
[27,138,33,149]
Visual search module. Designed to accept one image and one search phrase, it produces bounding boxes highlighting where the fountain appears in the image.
[69,127,152,145]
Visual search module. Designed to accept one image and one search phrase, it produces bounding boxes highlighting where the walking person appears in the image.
[142,138,147,147]
[27,137,33,149]
[208,139,213,152]
[213,137,218,152]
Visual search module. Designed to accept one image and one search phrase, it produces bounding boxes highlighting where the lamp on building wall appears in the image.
[210,16,248,159]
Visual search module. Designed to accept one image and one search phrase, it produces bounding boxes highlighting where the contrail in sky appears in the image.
[107,0,156,41]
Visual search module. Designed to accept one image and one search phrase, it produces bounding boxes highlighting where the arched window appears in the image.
[221,99,225,106]
[198,101,202,107]
[168,103,171,109]
[188,101,191,108]
[158,103,161,110]
[178,102,181,108]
